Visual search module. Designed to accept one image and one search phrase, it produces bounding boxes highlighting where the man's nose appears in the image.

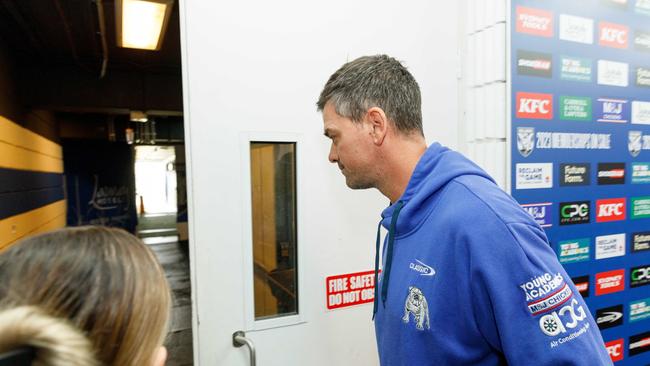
[328,144,338,163]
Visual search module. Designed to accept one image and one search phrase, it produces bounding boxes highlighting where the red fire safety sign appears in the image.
[326,270,379,310]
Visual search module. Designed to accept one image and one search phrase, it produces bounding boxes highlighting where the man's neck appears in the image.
[377,138,427,203]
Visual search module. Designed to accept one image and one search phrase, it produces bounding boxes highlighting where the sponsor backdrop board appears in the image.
[510,0,650,364]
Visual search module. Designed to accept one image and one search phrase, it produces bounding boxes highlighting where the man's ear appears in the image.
[366,107,389,145]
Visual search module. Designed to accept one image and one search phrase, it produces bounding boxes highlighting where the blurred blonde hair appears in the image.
[0,306,98,366]
[0,226,172,366]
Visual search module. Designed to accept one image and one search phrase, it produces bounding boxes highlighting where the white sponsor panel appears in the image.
[598,60,629,87]
[595,233,626,259]
[560,14,594,44]
[632,101,650,125]
[516,163,553,189]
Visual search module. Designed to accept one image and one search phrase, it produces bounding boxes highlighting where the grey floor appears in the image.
[139,214,194,366]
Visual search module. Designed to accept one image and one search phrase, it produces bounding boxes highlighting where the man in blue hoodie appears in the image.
[317,55,611,365]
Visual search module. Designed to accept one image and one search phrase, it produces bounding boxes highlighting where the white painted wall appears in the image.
[179,1,460,364]
[180,1,461,150]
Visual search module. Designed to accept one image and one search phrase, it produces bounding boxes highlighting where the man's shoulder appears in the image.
[442,175,534,227]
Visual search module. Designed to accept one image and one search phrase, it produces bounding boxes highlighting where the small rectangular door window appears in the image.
[250,142,297,319]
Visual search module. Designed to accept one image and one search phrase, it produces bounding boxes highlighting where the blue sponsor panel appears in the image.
[511,1,650,364]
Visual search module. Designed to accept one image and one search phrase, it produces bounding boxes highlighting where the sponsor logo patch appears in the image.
[516,163,553,189]
[635,29,650,51]
[598,60,629,87]
[520,273,572,316]
[602,0,628,8]
[560,201,590,225]
[539,299,589,345]
[630,298,650,322]
[597,98,628,123]
[599,22,629,48]
[637,67,650,87]
[602,0,628,7]
[560,14,594,44]
[630,265,650,288]
[597,305,624,329]
[597,163,626,185]
[516,92,553,119]
[516,6,553,37]
[409,259,435,276]
[595,233,626,259]
[632,162,650,183]
[558,238,590,263]
[517,50,552,78]
[402,286,430,330]
[632,196,650,219]
[560,96,591,121]
[560,56,592,82]
[632,232,650,253]
[632,162,650,184]
[628,131,650,156]
[606,339,625,362]
[596,198,626,222]
[571,275,590,298]
[560,163,590,186]
[535,131,611,150]
[636,0,650,15]
[521,202,553,227]
[596,269,625,295]
[517,127,535,157]
[629,331,650,356]
[632,101,650,125]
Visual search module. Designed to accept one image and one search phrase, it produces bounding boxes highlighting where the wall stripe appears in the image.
[0,167,63,194]
[0,116,63,173]
[0,141,64,173]
[0,187,64,220]
[0,116,62,159]
[0,200,66,251]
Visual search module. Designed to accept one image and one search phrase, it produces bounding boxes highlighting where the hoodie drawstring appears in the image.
[372,200,404,319]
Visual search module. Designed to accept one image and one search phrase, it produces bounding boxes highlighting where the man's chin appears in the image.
[345,177,373,190]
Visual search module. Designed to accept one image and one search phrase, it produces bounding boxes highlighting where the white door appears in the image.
[178,1,460,365]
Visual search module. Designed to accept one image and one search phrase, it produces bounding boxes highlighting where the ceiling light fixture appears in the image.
[115,0,174,51]
[130,110,148,122]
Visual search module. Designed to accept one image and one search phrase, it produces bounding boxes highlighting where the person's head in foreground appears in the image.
[0,226,171,366]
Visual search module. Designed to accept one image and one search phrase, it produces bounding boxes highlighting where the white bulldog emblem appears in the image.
[402,286,430,330]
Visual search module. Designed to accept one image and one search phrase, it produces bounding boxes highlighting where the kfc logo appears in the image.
[516,92,553,119]
[596,198,626,222]
[605,339,624,362]
[599,22,629,48]
[596,269,625,296]
[516,6,553,37]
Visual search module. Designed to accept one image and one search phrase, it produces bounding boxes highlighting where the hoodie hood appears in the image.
[380,143,494,235]
[372,143,495,318]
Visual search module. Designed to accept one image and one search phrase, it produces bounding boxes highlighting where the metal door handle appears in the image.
[232,331,256,366]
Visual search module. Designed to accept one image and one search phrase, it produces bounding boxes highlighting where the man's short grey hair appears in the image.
[317,55,423,136]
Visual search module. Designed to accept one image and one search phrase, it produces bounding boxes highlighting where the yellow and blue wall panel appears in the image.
[0,115,65,250]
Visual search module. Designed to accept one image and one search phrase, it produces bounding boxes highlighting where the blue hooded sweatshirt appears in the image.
[372,143,611,365]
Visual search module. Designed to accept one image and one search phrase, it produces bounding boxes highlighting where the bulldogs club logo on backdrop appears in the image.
[518,127,535,157]
[630,131,642,157]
